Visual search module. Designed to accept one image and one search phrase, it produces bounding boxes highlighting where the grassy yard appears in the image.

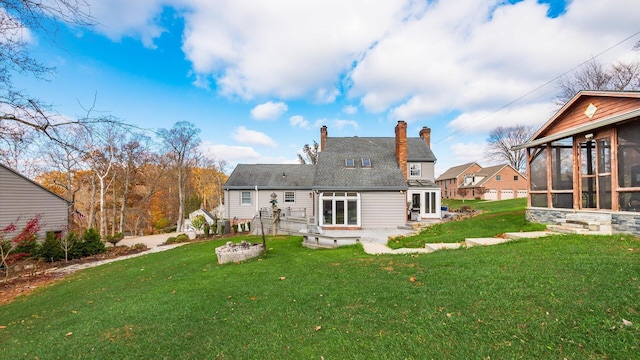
[0,232,638,359]
[388,198,547,249]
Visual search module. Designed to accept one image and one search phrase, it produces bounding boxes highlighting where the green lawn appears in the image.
[389,198,547,249]
[0,232,638,359]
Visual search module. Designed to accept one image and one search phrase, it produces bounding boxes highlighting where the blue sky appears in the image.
[14,0,640,175]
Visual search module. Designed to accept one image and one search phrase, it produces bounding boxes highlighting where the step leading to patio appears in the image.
[548,212,612,235]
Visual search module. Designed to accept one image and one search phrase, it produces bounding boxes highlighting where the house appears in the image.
[223,121,441,231]
[436,163,527,200]
[0,163,70,239]
[514,90,640,235]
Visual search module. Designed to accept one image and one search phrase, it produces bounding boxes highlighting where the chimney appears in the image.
[419,126,431,147]
[395,120,408,180]
[320,125,328,151]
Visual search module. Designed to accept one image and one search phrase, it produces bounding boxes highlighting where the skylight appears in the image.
[362,158,371,167]
[345,158,355,168]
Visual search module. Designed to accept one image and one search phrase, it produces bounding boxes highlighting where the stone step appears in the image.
[465,238,511,247]
[547,224,592,235]
[424,243,462,251]
[565,212,612,224]
[504,231,555,239]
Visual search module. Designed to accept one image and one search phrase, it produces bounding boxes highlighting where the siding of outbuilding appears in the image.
[360,191,406,228]
[0,164,69,239]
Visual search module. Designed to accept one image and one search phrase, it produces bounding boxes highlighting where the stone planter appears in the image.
[215,240,264,264]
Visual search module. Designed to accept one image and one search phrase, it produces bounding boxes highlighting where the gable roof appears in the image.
[0,163,70,203]
[224,164,315,190]
[471,164,526,187]
[436,162,480,181]
[514,90,640,150]
[313,137,407,190]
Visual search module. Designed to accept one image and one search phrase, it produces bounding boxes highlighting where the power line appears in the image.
[433,29,640,145]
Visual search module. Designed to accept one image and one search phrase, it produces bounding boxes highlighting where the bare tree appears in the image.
[556,58,640,105]
[157,121,201,232]
[0,1,97,147]
[486,125,534,173]
[297,141,319,164]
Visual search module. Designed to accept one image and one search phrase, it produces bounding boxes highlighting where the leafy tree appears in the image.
[157,121,201,232]
[486,125,534,173]
[0,214,41,279]
[297,141,319,164]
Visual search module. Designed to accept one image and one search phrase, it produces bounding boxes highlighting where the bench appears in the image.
[299,228,361,249]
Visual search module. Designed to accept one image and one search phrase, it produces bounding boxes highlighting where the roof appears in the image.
[514,90,640,150]
[436,162,479,181]
[224,133,437,191]
[314,137,408,190]
[471,164,526,187]
[224,164,315,190]
[0,163,71,203]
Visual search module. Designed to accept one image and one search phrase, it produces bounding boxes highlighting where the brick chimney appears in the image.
[320,125,328,151]
[395,121,408,179]
[419,126,431,147]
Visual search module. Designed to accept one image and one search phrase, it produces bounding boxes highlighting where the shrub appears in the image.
[240,223,245,232]
[165,236,177,244]
[40,232,64,262]
[247,222,251,231]
[132,243,148,251]
[232,224,238,233]
[13,235,40,259]
[74,228,105,257]
[191,215,206,231]
[105,233,124,247]
[166,234,189,244]
[221,224,226,234]
[212,223,218,235]
[203,223,210,237]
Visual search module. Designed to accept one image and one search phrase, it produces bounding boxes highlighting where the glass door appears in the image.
[580,137,612,209]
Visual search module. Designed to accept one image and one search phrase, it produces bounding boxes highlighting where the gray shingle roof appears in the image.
[224,135,437,191]
[436,162,479,181]
[224,164,315,189]
[314,137,406,190]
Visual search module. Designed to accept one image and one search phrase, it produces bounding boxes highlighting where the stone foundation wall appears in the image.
[527,208,640,236]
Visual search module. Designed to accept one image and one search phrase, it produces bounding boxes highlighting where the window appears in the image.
[284,191,295,203]
[409,163,421,177]
[496,175,501,181]
[345,158,355,168]
[362,158,371,167]
[514,175,519,181]
[320,192,360,226]
[241,191,251,205]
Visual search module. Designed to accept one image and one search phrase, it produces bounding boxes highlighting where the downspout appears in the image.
[255,185,259,214]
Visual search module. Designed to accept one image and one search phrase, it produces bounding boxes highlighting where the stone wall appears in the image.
[527,208,640,236]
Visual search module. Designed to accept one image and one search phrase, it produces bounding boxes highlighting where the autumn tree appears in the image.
[556,58,640,105]
[297,141,319,164]
[157,121,201,232]
[486,125,534,173]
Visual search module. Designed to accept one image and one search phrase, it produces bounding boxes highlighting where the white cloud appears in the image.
[342,105,358,115]
[232,126,277,148]
[334,119,359,130]
[446,102,557,135]
[290,115,310,129]
[250,101,288,120]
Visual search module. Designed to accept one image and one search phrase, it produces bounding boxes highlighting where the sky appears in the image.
[13,0,640,176]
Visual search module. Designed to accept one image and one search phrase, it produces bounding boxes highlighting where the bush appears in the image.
[212,223,218,235]
[165,236,177,244]
[39,232,64,262]
[13,235,40,259]
[105,233,124,247]
[203,223,210,237]
[73,228,105,257]
[131,243,148,251]
[191,215,206,231]
[166,234,189,244]
[155,218,170,229]
[232,224,238,233]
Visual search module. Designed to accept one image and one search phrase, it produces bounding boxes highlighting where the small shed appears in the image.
[0,163,70,239]
[514,90,640,235]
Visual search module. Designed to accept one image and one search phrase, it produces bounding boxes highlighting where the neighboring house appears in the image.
[514,90,640,235]
[436,163,527,200]
[436,162,482,199]
[0,163,70,239]
[223,121,441,231]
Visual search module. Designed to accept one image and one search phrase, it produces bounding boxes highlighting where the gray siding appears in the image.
[408,161,436,182]
[225,189,314,220]
[0,165,69,239]
[361,191,406,228]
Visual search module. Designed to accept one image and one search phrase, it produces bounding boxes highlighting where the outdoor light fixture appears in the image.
[585,133,594,140]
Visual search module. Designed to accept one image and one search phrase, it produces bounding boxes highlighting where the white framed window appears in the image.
[241,191,251,205]
[362,158,371,167]
[345,158,355,168]
[409,163,421,177]
[284,191,295,203]
[320,192,360,226]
